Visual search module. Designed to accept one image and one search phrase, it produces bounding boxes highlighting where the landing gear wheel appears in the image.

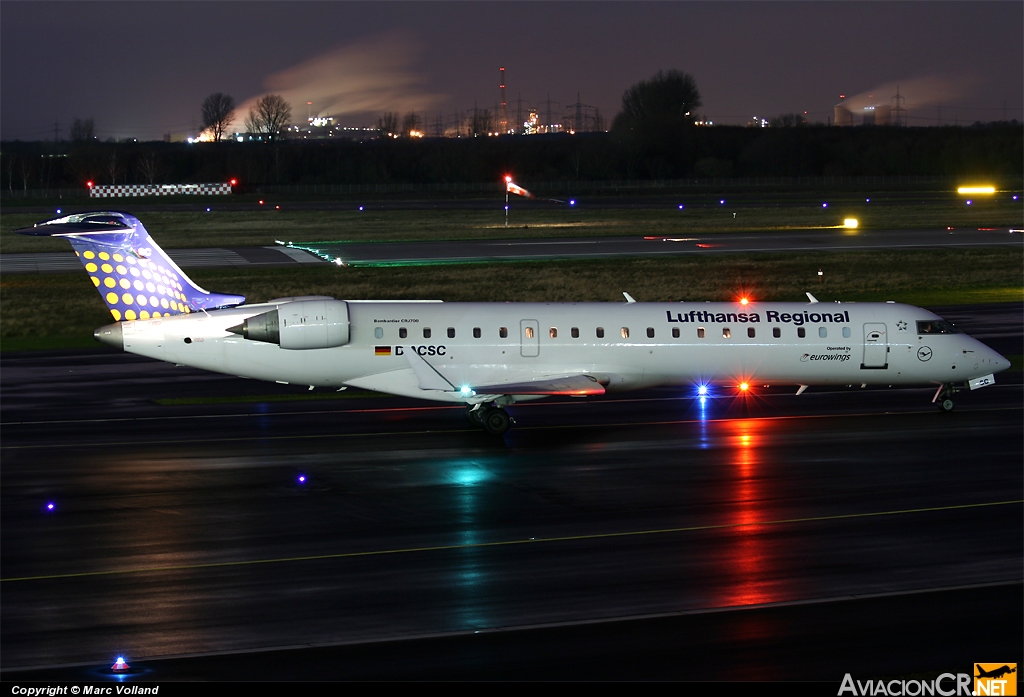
[481,407,511,435]
[465,405,485,426]
[938,397,955,412]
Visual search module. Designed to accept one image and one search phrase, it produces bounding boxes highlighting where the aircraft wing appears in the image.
[471,374,605,396]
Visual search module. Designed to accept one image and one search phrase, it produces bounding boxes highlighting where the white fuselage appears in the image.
[113,300,1009,404]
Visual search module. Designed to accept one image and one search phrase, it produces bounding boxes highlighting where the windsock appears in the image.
[506,180,534,199]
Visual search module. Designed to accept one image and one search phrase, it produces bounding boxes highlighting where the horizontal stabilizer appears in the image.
[473,374,605,396]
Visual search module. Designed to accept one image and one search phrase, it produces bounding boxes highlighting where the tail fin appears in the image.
[17,212,245,321]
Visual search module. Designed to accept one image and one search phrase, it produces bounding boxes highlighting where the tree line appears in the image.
[2,71,1020,190]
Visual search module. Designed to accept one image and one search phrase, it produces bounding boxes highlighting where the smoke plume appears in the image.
[837,74,974,110]
[239,32,445,126]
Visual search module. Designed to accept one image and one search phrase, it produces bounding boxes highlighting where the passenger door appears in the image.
[861,323,888,369]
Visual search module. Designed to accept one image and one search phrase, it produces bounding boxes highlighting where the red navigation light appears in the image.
[259,200,264,205]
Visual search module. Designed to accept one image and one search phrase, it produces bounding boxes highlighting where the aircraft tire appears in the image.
[482,408,511,435]
[466,406,485,426]
[938,398,955,412]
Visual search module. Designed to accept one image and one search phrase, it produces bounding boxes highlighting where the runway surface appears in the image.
[4,227,1020,273]
[1,303,1021,680]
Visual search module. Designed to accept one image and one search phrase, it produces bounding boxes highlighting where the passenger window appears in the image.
[697,327,705,339]
[797,327,806,338]
[621,327,629,339]
[525,326,534,339]
[374,327,383,339]
[571,327,579,338]
[399,327,407,339]
[447,327,455,339]
[500,327,508,338]
[672,327,680,338]
[772,327,781,339]
[842,327,851,339]
[596,327,605,338]
[819,327,827,338]
[647,327,655,338]
[723,328,731,338]
[747,327,755,338]
[423,327,431,339]
[473,327,481,338]
[550,327,557,338]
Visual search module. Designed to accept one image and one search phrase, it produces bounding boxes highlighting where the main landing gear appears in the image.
[466,404,513,435]
[932,383,960,412]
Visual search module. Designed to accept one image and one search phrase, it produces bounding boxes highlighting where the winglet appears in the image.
[623,292,636,304]
[806,292,819,304]
[796,385,808,395]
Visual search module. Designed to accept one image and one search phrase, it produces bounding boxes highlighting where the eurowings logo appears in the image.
[975,664,1017,696]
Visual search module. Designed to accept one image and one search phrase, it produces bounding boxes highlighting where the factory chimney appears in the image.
[499,67,508,134]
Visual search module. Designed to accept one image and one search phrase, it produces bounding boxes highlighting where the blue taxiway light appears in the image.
[569,199,576,205]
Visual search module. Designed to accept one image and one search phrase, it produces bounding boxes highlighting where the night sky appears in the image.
[2,1,1021,141]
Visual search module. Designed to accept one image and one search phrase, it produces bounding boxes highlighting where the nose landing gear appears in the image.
[932,383,959,412]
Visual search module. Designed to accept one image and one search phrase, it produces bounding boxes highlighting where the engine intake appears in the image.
[228,299,350,349]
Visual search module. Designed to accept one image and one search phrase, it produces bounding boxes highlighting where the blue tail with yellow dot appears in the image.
[19,211,245,321]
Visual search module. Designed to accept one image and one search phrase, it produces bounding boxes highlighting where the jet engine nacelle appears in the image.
[229,299,350,349]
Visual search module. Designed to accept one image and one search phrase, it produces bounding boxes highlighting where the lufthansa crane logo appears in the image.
[917,346,933,361]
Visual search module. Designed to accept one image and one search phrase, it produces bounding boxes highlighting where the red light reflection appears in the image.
[719,418,777,607]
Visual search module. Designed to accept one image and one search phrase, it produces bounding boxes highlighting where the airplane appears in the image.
[975,665,1017,680]
[18,211,1011,435]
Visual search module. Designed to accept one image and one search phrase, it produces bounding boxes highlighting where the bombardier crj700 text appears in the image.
[21,212,1010,435]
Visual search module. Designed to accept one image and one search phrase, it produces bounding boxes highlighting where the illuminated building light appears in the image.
[957,186,995,195]
[844,218,859,228]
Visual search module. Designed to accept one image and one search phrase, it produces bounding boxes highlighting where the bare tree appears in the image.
[136,151,163,184]
[70,117,96,142]
[106,151,124,184]
[201,93,236,142]
[401,111,421,137]
[377,111,399,138]
[245,95,292,141]
[19,156,33,191]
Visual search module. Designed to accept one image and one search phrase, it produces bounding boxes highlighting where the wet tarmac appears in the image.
[1,304,1020,680]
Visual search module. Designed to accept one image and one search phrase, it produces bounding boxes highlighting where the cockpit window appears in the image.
[917,320,960,334]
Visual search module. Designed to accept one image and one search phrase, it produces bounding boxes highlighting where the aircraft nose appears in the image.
[988,348,1011,373]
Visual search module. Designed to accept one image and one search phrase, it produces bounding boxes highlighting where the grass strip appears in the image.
[3,195,1021,252]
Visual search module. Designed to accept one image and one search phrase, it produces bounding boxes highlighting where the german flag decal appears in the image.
[374,346,392,356]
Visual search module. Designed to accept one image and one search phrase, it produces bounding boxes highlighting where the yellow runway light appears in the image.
[957,186,995,195]
[843,218,859,229]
